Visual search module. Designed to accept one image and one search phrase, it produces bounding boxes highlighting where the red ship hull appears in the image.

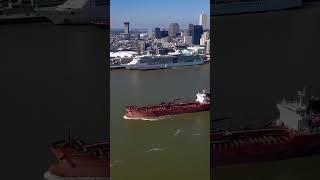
[125,101,209,120]
[45,139,109,179]
[211,128,320,167]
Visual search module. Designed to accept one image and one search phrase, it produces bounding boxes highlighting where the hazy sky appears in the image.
[111,0,210,29]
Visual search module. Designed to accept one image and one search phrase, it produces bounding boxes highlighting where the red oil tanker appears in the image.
[44,131,109,180]
[211,87,320,167]
[124,90,210,120]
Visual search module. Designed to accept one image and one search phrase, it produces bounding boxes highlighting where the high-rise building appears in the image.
[124,22,130,40]
[200,38,206,46]
[193,25,204,45]
[124,22,129,34]
[155,27,161,39]
[200,31,210,46]
[189,24,203,45]
[188,24,194,36]
[168,23,180,38]
[203,31,210,41]
[148,28,153,39]
[183,36,192,45]
[199,13,208,30]
[160,30,168,38]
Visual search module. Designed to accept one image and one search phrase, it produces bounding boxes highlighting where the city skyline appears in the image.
[111,0,210,29]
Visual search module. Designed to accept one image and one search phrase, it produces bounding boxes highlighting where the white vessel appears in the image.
[0,0,66,23]
[214,0,302,15]
[0,1,39,22]
[123,49,204,70]
[276,87,320,131]
[36,0,107,24]
[196,89,211,104]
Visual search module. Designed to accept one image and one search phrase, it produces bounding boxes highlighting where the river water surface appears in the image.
[111,65,210,180]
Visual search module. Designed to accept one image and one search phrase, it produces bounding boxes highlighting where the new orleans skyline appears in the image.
[111,0,210,29]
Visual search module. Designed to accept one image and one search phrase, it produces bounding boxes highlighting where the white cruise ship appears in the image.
[35,0,107,24]
[123,49,204,70]
[0,0,66,23]
[214,0,302,15]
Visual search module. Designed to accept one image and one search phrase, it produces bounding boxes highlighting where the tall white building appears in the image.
[199,13,208,30]
[203,31,210,40]
[200,38,206,46]
[200,31,210,46]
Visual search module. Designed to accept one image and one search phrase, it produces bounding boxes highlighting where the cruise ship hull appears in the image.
[124,60,204,70]
[0,10,46,23]
[214,0,302,15]
[0,14,45,23]
[36,6,107,24]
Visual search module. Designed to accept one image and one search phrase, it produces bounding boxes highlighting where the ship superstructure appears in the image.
[123,49,204,70]
[211,87,320,167]
[124,90,210,120]
[276,87,320,131]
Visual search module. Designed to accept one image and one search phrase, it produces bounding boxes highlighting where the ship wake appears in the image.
[123,114,178,121]
[44,171,109,180]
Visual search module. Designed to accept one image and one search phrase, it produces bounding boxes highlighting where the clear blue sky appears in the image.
[111,0,210,29]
